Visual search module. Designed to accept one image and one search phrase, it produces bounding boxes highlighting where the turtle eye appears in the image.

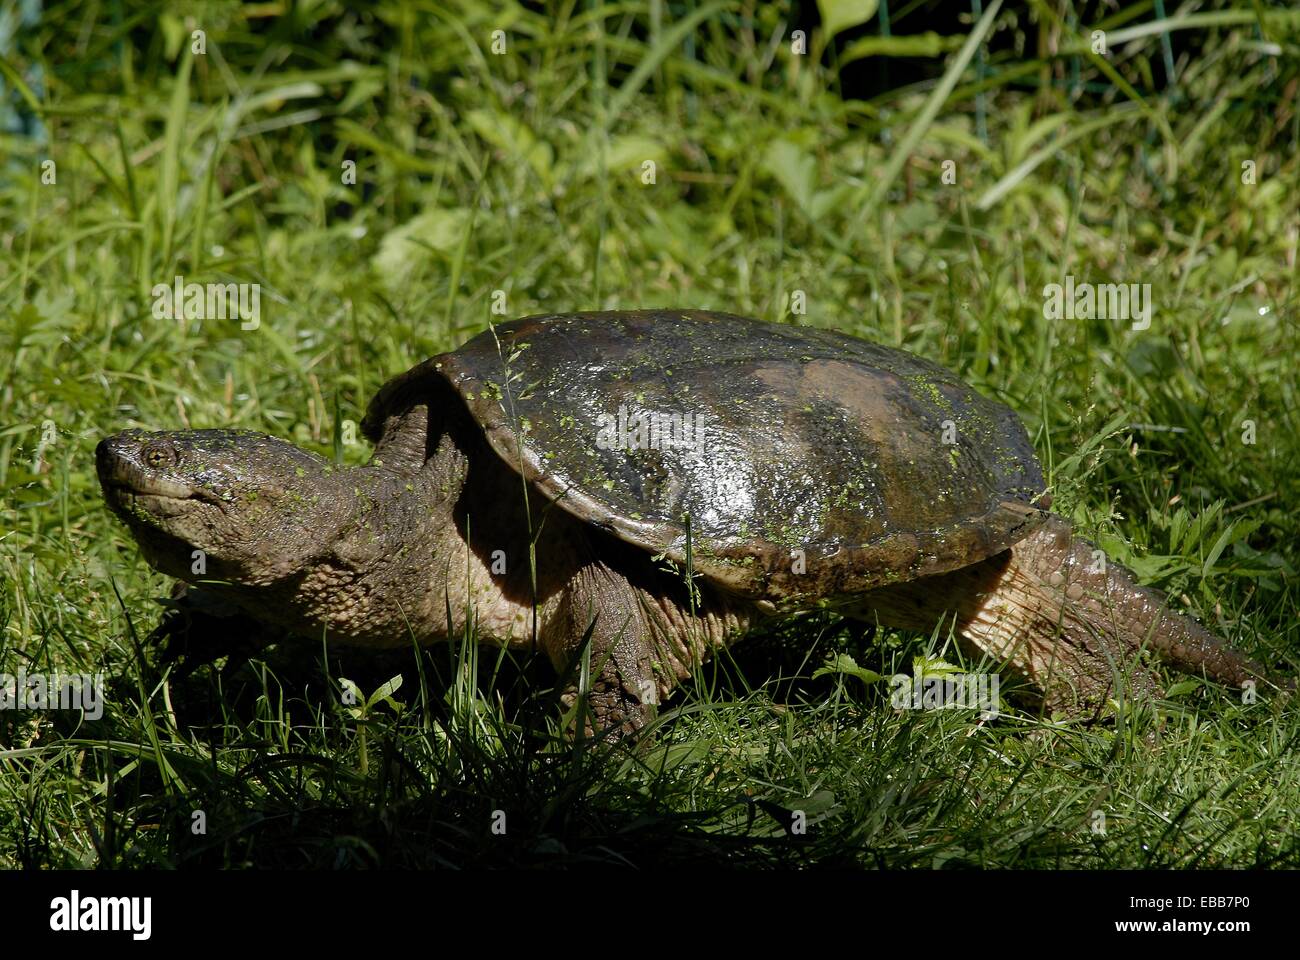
[142,442,178,470]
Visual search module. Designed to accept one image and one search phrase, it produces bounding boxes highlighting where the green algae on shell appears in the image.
[363,310,1049,601]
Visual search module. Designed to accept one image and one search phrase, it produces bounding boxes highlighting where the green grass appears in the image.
[2,0,1299,868]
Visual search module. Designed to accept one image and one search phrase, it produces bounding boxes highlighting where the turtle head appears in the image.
[97,429,347,586]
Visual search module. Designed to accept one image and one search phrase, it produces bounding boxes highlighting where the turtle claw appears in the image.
[560,679,656,744]
[1037,659,1165,722]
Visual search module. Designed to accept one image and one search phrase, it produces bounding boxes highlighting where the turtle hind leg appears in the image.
[854,515,1280,716]
[850,523,1163,717]
[1006,516,1277,698]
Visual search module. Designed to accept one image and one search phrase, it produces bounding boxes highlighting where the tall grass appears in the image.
[1,0,1298,867]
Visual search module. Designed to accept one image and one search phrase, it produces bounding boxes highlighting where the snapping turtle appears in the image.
[98,310,1273,735]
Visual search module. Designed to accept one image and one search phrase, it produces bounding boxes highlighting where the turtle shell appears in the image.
[368,311,1049,604]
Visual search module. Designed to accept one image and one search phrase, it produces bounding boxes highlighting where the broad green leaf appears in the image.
[367,674,405,712]
[1203,519,1260,578]
[841,31,962,63]
[338,678,363,719]
[1123,554,1186,582]
[604,135,668,173]
[762,139,816,215]
[912,655,963,678]
[811,183,856,220]
[339,77,384,114]
[465,108,554,189]
[799,789,838,816]
[372,208,470,285]
[813,653,883,687]
[159,13,185,61]
[574,135,667,180]
[1166,679,1202,699]
[818,0,879,40]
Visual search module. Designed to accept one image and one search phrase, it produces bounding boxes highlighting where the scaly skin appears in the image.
[856,517,1280,714]
[1014,518,1269,690]
[97,421,752,738]
[98,422,1281,739]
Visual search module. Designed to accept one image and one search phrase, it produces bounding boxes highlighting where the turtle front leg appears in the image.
[149,583,283,671]
[547,560,664,741]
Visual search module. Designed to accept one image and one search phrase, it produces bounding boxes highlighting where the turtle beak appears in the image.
[96,433,137,503]
[96,434,127,486]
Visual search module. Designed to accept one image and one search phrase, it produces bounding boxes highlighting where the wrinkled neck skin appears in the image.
[223,428,566,651]
[229,440,460,647]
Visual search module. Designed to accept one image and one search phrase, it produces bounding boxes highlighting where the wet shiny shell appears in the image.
[369,311,1049,603]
